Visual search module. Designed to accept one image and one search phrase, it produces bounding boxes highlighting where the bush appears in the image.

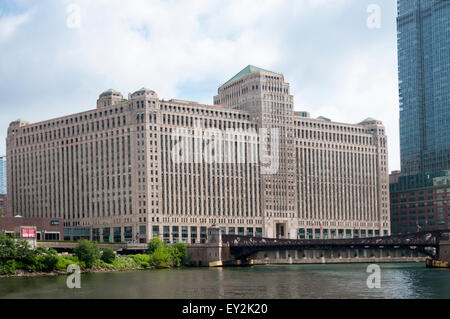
[131,254,151,268]
[0,233,36,271]
[147,237,165,255]
[0,260,17,275]
[101,248,116,264]
[56,255,85,271]
[37,249,59,272]
[73,240,101,269]
[0,232,18,261]
[169,243,189,267]
[149,247,172,269]
[111,256,139,269]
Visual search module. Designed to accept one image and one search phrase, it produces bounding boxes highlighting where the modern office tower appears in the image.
[6,66,390,243]
[391,0,450,234]
[397,0,450,175]
[0,156,6,194]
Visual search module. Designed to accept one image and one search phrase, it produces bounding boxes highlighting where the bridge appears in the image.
[189,228,450,267]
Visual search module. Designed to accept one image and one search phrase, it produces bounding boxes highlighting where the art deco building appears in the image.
[6,66,390,243]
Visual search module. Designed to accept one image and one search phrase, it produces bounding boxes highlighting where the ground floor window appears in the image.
[139,225,146,237]
[172,226,179,243]
[124,226,133,243]
[163,226,170,243]
[152,226,160,238]
[113,227,121,243]
[200,227,207,243]
[92,228,100,242]
[331,229,336,239]
[314,229,321,239]
[256,228,263,238]
[44,232,60,241]
[191,226,198,244]
[298,228,305,239]
[103,228,111,243]
[182,226,188,242]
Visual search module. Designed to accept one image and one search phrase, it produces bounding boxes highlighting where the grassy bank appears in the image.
[0,234,189,277]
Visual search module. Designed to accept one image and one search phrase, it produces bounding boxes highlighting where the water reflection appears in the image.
[0,263,448,299]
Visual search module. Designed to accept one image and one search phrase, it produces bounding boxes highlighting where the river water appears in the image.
[0,263,449,299]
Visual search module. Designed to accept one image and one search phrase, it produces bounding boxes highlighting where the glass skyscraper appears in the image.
[397,0,450,175]
[0,156,6,194]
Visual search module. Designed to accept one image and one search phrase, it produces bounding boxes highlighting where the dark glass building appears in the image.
[397,0,450,175]
[392,0,450,234]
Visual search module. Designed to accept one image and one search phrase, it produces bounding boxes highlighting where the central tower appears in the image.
[214,65,297,238]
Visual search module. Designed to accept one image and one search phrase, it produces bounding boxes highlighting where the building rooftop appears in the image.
[103,89,118,93]
[222,65,279,87]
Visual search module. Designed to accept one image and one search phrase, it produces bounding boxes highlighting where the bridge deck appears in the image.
[222,230,449,248]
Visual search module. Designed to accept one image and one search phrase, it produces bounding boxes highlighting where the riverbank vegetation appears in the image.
[0,233,189,276]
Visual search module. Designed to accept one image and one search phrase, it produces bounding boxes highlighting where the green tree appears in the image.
[36,248,59,272]
[149,246,171,268]
[101,248,116,264]
[14,239,35,265]
[0,260,16,275]
[147,237,165,255]
[0,232,17,262]
[73,240,101,269]
[0,208,4,217]
[169,243,189,267]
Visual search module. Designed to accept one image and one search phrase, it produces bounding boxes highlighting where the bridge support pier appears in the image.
[427,239,450,268]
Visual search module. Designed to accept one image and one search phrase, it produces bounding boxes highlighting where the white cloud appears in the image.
[0,0,399,170]
[0,11,30,41]
[294,48,400,171]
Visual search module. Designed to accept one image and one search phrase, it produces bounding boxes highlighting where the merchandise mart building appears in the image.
[7,66,390,243]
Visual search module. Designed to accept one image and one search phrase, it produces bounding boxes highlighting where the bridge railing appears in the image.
[221,230,448,248]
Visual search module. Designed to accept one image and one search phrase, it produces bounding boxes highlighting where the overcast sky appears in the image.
[0,0,400,171]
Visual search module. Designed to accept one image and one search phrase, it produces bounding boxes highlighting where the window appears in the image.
[44,232,60,241]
